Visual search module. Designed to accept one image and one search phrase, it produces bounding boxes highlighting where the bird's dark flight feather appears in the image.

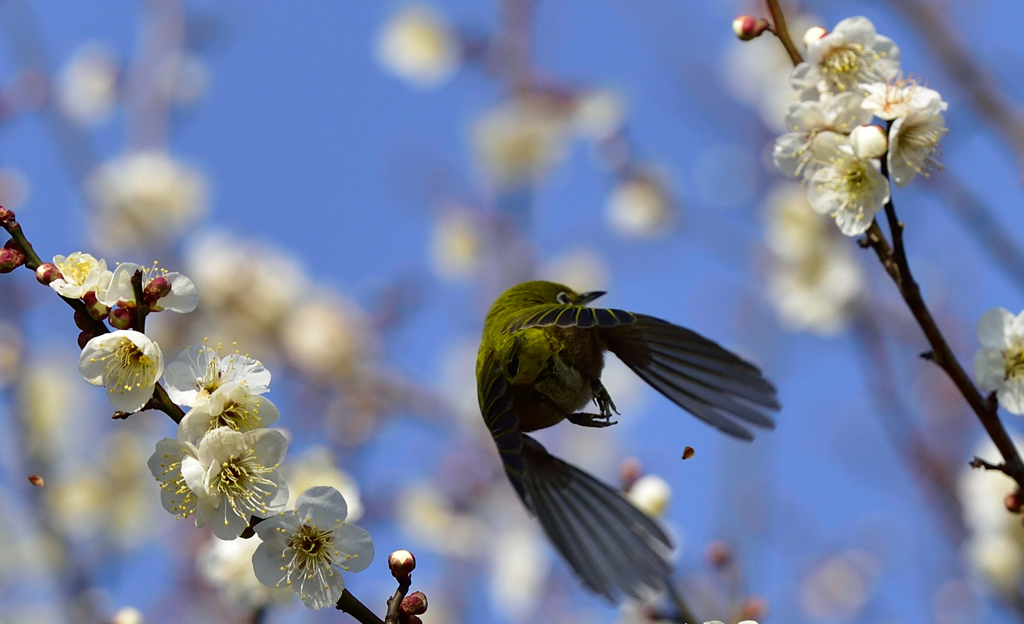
[504,304,637,334]
[601,314,778,441]
[477,350,526,498]
[521,435,673,600]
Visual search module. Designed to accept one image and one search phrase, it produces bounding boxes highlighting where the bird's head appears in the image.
[492,280,607,310]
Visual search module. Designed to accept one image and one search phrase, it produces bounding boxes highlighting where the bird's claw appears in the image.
[591,381,619,420]
[568,412,618,428]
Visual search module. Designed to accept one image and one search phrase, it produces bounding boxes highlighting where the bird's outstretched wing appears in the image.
[601,314,779,440]
[521,435,674,601]
[504,304,637,334]
[477,349,526,498]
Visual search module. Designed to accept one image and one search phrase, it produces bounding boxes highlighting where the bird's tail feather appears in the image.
[520,435,674,601]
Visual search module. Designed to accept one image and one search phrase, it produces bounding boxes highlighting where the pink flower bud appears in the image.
[108,307,133,329]
[388,549,416,579]
[82,291,110,320]
[706,540,732,568]
[0,241,25,273]
[143,275,172,304]
[802,26,827,48]
[400,591,428,615]
[849,124,888,159]
[1007,493,1023,513]
[732,15,768,41]
[0,206,13,228]
[35,262,60,285]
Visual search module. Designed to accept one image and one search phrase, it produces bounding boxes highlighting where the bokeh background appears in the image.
[2,0,1024,623]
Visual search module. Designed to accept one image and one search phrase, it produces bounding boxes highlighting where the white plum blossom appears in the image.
[791,17,900,95]
[180,427,289,540]
[974,307,1024,414]
[473,98,571,188]
[56,42,119,126]
[198,535,293,609]
[806,132,890,236]
[253,486,374,610]
[164,344,270,407]
[773,92,872,178]
[101,262,198,313]
[848,124,887,159]
[627,474,672,517]
[177,382,280,445]
[79,330,163,412]
[49,252,113,299]
[606,170,675,238]
[887,95,947,187]
[377,4,461,88]
[861,78,943,121]
[768,241,865,335]
[148,437,200,520]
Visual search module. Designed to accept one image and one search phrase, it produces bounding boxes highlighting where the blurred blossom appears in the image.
[186,233,309,339]
[377,4,461,89]
[764,185,864,335]
[0,322,22,387]
[439,337,485,428]
[398,481,488,556]
[541,248,609,294]
[110,606,143,624]
[278,293,372,380]
[157,51,210,105]
[723,15,818,133]
[283,445,363,522]
[959,436,1024,593]
[489,523,550,621]
[799,549,880,620]
[606,169,675,238]
[19,362,80,457]
[473,97,571,188]
[56,42,119,126]
[87,151,207,249]
[571,89,626,142]
[431,209,483,280]
[0,168,30,211]
[198,534,292,609]
[627,474,671,518]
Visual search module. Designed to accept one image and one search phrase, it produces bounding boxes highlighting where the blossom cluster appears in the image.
[44,249,373,610]
[772,17,947,236]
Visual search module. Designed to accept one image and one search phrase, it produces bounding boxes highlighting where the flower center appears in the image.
[215,399,260,430]
[210,450,276,516]
[105,337,155,392]
[155,455,196,519]
[59,257,95,285]
[289,524,334,570]
[1004,348,1024,380]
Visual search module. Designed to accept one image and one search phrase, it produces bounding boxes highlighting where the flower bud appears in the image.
[388,549,416,579]
[732,15,768,41]
[620,457,643,490]
[35,262,60,285]
[706,540,732,568]
[82,291,110,320]
[802,26,827,47]
[108,307,133,329]
[143,275,171,303]
[0,206,13,228]
[1006,492,1023,513]
[0,246,24,273]
[739,594,768,621]
[849,124,888,159]
[400,591,428,615]
[78,328,102,350]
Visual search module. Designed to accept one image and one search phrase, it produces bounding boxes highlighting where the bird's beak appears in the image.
[575,291,607,305]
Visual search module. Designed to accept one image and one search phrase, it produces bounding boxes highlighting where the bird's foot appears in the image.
[591,381,619,420]
[568,412,618,428]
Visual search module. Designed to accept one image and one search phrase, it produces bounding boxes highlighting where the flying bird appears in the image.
[476,280,779,600]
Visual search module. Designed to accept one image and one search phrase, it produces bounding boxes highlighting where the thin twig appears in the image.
[337,589,385,624]
[664,580,699,624]
[383,576,412,624]
[763,0,803,66]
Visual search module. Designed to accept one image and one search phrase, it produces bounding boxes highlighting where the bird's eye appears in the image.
[556,292,571,305]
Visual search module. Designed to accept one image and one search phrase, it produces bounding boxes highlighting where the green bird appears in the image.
[476,280,779,601]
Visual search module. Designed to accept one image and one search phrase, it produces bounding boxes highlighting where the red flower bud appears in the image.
[82,291,110,321]
[35,262,61,285]
[0,244,25,273]
[740,594,768,621]
[388,549,416,579]
[1007,493,1023,513]
[400,591,428,615]
[143,275,172,304]
[732,15,768,41]
[706,540,732,568]
[0,206,13,228]
[108,307,133,329]
[78,329,101,349]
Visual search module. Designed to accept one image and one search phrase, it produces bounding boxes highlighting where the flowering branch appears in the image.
[337,590,384,624]
[752,3,1024,492]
